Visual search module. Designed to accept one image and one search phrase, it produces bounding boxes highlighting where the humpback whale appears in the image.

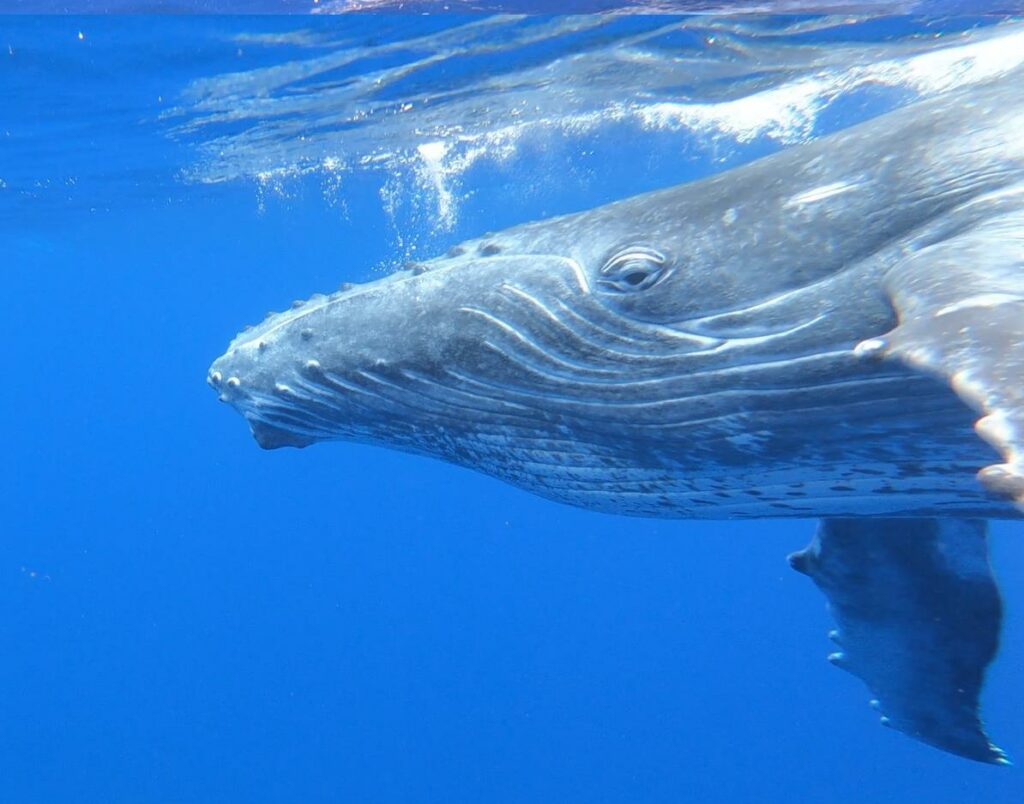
[209,67,1024,764]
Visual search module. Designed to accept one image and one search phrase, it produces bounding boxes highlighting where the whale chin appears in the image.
[250,420,317,450]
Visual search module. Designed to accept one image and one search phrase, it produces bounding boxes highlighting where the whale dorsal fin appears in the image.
[789,518,1007,764]
[861,206,1024,508]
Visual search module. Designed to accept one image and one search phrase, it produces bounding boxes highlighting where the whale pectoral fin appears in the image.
[789,518,1007,764]
[871,209,1024,509]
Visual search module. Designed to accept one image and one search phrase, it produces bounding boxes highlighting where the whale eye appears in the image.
[598,247,669,293]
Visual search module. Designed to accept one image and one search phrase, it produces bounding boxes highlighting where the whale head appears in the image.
[208,190,747,455]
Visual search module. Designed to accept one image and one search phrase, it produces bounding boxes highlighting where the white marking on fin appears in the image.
[951,369,990,408]
[935,293,1021,317]
[854,338,888,359]
[975,411,1017,449]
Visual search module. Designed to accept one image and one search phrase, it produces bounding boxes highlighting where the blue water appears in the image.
[3,9,1024,803]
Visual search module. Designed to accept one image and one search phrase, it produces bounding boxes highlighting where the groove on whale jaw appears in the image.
[207,371,320,450]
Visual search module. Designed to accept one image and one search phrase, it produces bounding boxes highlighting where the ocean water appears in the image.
[3,6,1024,803]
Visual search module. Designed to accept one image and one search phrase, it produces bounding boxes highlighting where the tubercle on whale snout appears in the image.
[224,261,433,352]
[207,260,438,400]
[207,230,545,403]
[225,290,334,352]
[219,232,509,358]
